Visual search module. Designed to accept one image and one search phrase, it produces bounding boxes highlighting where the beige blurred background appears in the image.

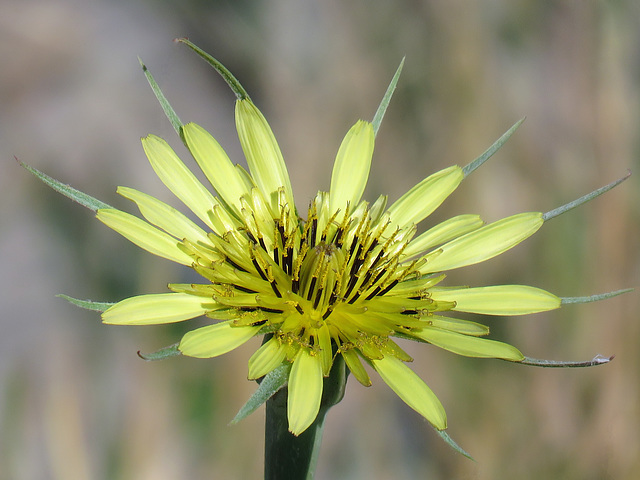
[2,0,639,479]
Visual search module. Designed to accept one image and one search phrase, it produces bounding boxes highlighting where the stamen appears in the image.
[377,279,399,297]
[306,276,318,301]
[309,217,318,249]
[259,307,284,314]
[269,279,282,298]
[245,230,258,245]
[313,287,324,310]
[251,256,268,281]
[343,274,360,299]
[233,284,258,294]
[225,256,248,273]
[347,291,361,304]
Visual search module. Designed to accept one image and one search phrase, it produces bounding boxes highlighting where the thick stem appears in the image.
[264,354,347,480]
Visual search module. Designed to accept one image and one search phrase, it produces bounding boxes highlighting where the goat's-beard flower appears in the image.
[27,40,629,443]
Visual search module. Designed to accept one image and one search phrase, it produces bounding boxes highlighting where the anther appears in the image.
[377,279,398,296]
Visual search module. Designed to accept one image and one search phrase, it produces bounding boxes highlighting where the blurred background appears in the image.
[1,0,639,478]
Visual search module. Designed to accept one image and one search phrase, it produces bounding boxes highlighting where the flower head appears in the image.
[29,40,629,441]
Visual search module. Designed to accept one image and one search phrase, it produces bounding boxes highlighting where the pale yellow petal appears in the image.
[247,338,287,380]
[102,293,210,325]
[421,212,543,273]
[387,166,463,229]
[428,315,490,336]
[287,350,323,435]
[317,325,333,376]
[404,214,484,258]
[430,285,561,315]
[235,100,294,214]
[341,349,371,386]
[96,208,193,265]
[117,187,210,244]
[372,355,447,430]
[412,327,524,360]
[141,134,218,230]
[178,321,261,358]
[329,120,375,217]
[183,122,250,212]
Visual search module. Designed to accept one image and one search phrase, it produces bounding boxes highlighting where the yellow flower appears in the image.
[27,41,628,442]
[96,71,557,436]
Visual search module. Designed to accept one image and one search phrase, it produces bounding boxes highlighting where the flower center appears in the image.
[179,191,434,358]
[294,242,343,315]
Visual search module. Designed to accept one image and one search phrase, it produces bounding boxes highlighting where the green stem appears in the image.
[264,354,347,480]
[264,388,325,480]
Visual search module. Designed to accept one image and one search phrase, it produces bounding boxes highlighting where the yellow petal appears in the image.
[329,120,375,217]
[341,349,371,386]
[235,100,294,215]
[404,214,484,258]
[372,355,447,430]
[421,212,543,273]
[97,208,193,265]
[102,293,210,325]
[430,285,561,315]
[182,122,250,213]
[317,325,333,376]
[287,349,323,435]
[247,338,287,380]
[428,315,490,336]
[141,134,219,230]
[178,321,261,358]
[387,166,463,230]
[117,187,210,245]
[412,327,524,361]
